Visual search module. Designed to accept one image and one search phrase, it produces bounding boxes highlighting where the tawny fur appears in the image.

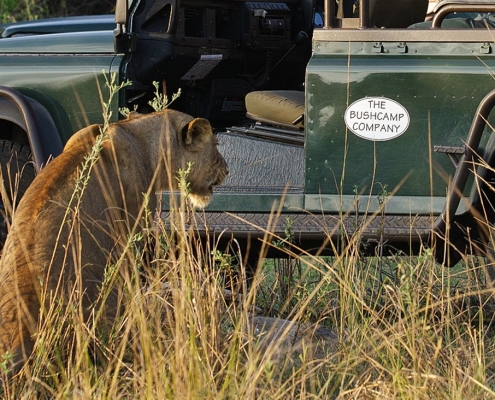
[0,109,228,376]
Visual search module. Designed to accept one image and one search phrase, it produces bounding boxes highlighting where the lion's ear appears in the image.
[127,111,142,120]
[182,118,212,146]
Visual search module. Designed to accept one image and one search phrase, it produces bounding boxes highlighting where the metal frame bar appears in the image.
[432,3,495,28]
[434,88,495,235]
[322,0,495,30]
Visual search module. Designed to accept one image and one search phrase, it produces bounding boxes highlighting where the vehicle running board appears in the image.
[161,211,434,246]
[227,122,304,145]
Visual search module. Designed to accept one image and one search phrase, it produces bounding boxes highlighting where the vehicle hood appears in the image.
[0,15,115,37]
[0,15,115,54]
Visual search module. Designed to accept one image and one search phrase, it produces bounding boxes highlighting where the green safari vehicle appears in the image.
[0,0,494,277]
[186,0,495,277]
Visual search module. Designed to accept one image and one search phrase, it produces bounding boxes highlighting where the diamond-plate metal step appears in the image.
[161,211,435,243]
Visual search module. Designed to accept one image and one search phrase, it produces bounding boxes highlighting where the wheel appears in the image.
[0,140,35,247]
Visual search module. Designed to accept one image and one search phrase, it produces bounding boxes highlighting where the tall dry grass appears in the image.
[1,187,494,398]
[0,78,494,399]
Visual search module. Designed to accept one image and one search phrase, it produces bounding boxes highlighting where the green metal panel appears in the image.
[166,193,304,213]
[206,193,304,212]
[306,41,495,214]
[0,54,119,142]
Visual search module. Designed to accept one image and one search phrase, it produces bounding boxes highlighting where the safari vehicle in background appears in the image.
[1,0,495,274]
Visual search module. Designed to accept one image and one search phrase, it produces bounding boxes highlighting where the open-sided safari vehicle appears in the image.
[205,0,495,269]
[1,0,495,276]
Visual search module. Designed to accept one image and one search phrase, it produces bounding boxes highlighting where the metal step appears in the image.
[161,211,435,243]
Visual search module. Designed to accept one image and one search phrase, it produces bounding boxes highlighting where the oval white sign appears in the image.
[344,97,410,141]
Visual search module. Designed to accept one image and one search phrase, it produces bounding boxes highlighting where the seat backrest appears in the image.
[370,0,428,28]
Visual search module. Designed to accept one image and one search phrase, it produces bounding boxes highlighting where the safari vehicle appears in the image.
[1,0,495,273]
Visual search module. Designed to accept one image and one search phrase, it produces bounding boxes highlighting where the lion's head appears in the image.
[126,110,228,209]
[178,117,228,208]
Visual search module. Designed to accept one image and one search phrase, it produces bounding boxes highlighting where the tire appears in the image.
[0,140,35,247]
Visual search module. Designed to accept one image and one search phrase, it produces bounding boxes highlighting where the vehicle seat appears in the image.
[245,90,304,129]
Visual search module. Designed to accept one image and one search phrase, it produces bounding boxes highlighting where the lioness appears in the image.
[0,109,228,377]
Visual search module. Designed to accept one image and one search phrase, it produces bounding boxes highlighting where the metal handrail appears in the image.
[434,88,495,235]
[322,0,495,29]
[431,3,495,28]
[323,0,336,28]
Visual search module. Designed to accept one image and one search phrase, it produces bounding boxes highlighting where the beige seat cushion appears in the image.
[245,90,304,129]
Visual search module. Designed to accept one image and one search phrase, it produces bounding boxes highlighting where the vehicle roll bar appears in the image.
[434,88,495,235]
[322,0,495,29]
[431,3,495,28]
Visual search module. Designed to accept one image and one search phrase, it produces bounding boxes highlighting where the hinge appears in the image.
[481,42,492,54]
[372,42,383,53]
[127,33,138,53]
[480,42,492,54]
[114,29,136,54]
[396,42,407,54]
